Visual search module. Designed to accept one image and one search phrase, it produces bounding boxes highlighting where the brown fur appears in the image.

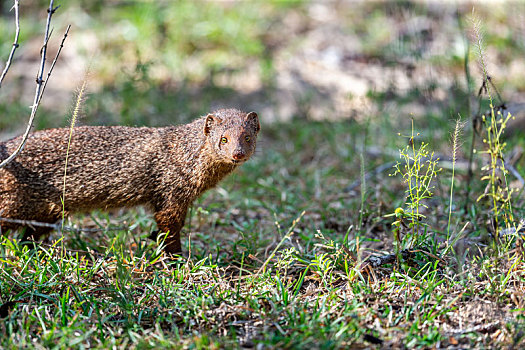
[0,108,260,254]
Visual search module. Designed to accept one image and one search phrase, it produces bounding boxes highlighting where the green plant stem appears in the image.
[61,79,88,229]
[447,117,461,241]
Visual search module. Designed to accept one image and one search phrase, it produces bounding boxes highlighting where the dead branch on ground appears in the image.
[0,216,127,234]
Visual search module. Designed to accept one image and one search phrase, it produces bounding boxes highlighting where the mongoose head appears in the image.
[204,109,260,164]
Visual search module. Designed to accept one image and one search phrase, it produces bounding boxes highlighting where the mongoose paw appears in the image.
[19,238,41,252]
[148,229,160,241]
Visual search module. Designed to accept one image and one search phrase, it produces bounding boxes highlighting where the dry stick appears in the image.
[365,250,415,268]
[0,1,63,169]
[447,320,502,335]
[37,25,71,112]
[364,249,445,269]
[0,216,126,233]
[0,0,20,89]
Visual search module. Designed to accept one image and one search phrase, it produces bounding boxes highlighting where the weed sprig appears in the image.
[390,120,440,252]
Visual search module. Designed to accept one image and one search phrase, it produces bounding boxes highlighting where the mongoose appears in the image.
[0,108,260,254]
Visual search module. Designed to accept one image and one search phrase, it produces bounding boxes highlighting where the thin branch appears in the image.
[0,1,68,169]
[0,217,58,230]
[446,320,501,335]
[32,1,57,114]
[37,25,71,108]
[0,216,127,234]
[364,249,415,268]
[364,249,445,269]
[0,0,20,89]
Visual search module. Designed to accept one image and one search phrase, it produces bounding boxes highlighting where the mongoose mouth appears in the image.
[230,157,249,165]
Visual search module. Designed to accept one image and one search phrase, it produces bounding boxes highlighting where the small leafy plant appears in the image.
[389,120,440,253]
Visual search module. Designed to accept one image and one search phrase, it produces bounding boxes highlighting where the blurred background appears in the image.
[2,1,525,132]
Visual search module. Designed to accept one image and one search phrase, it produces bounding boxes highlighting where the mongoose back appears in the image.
[0,108,260,254]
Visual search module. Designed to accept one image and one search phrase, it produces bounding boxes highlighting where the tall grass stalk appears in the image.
[471,16,515,239]
[61,78,88,230]
[355,152,366,265]
[447,117,463,241]
[359,152,366,230]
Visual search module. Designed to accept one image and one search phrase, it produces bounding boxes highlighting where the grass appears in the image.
[2,1,525,349]
[1,117,524,348]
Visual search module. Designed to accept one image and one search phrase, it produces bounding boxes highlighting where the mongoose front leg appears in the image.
[153,204,188,255]
[21,226,53,248]
[21,226,52,242]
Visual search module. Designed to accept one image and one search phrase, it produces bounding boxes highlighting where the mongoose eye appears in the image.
[245,136,251,142]
[220,137,228,144]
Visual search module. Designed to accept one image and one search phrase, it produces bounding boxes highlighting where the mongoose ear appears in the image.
[204,114,221,135]
[246,111,260,133]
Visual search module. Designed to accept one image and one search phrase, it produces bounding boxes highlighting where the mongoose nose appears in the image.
[232,151,246,160]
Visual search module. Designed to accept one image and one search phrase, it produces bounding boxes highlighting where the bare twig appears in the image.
[0,217,59,230]
[364,249,415,268]
[363,248,446,269]
[0,1,67,169]
[0,0,20,89]
[38,25,71,111]
[447,320,501,335]
[30,0,58,119]
[0,216,127,234]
